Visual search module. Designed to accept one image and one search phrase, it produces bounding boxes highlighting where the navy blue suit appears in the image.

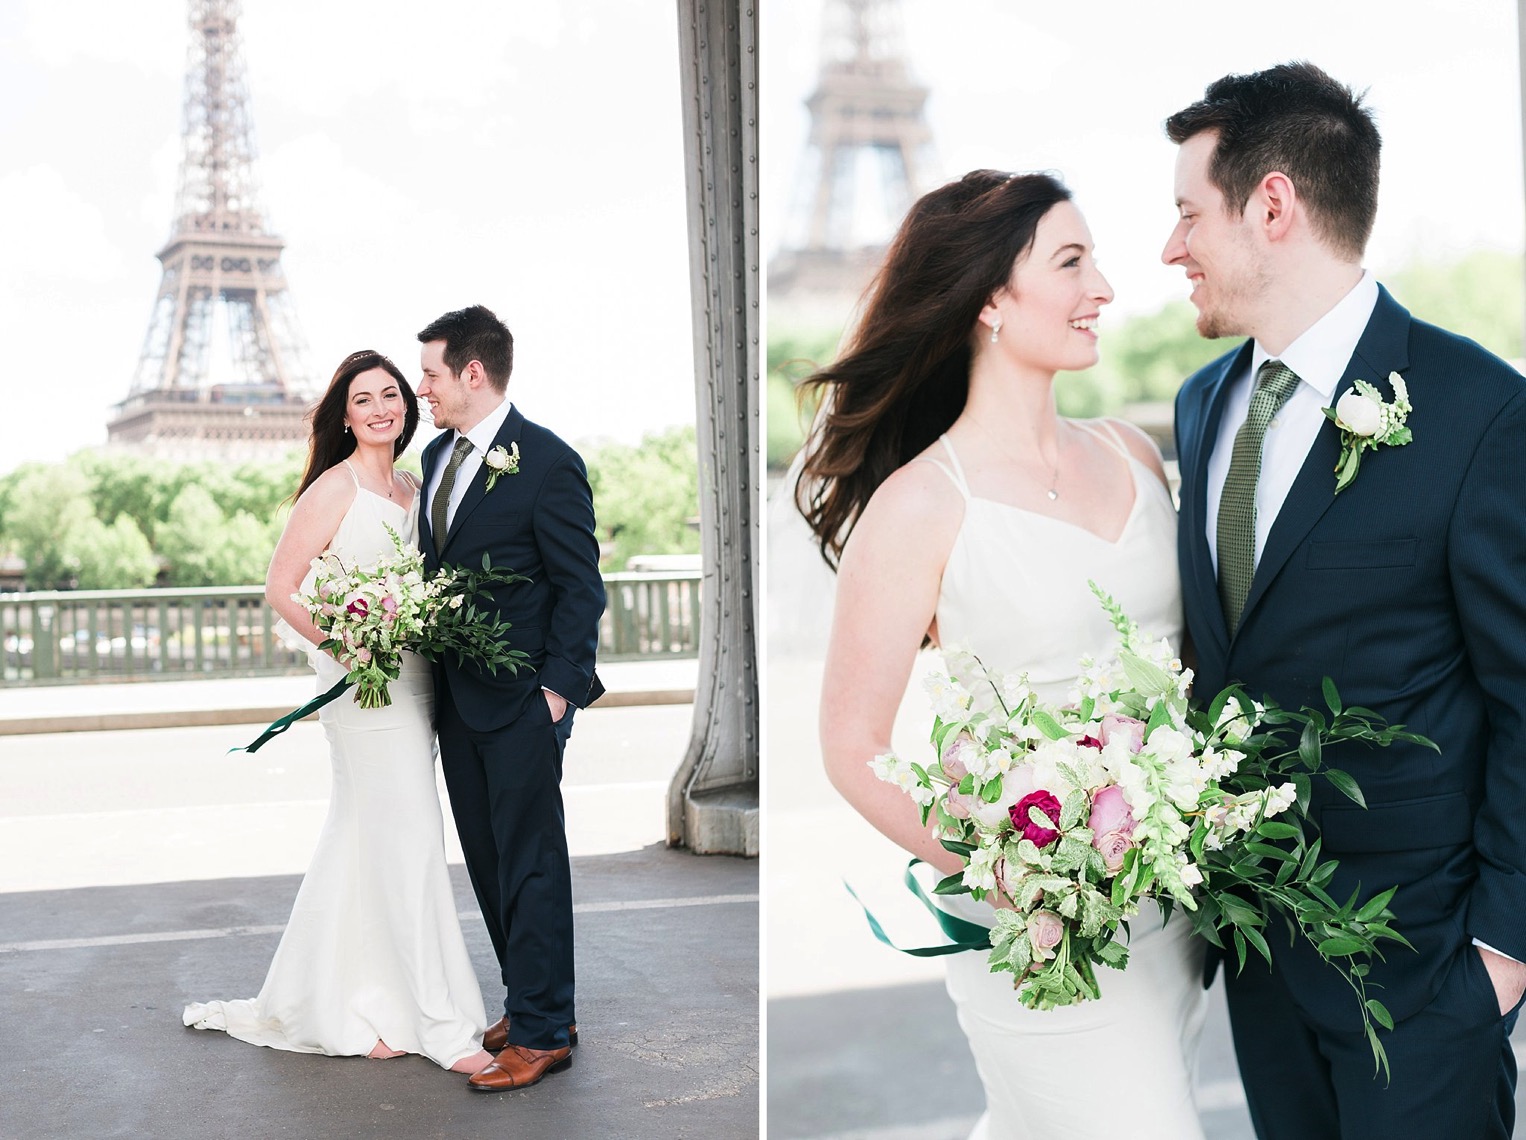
[1176,286,1526,1138]
[420,404,605,1051]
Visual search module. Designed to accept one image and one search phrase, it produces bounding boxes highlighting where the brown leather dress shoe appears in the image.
[467,1044,572,1092]
[482,1016,579,1052]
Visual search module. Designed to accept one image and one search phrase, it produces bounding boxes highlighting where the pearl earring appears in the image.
[990,318,1002,344]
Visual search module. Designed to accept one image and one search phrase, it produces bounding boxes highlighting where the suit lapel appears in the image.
[1236,287,1412,630]
[441,404,526,556]
[1185,342,1252,659]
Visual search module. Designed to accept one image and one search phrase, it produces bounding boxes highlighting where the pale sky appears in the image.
[0,2,699,473]
[764,0,1525,322]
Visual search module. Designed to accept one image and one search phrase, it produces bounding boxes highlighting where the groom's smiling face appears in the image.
[418,340,469,430]
[1163,130,1267,340]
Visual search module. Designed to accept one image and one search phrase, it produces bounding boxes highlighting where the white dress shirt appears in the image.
[424,397,515,535]
[1205,272,1379,572]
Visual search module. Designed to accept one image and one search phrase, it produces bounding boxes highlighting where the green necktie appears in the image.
[431,435,475,556]
[1217,359,1300,632]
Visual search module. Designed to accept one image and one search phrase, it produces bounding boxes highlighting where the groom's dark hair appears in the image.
[1165,61,1380,260]
[417,305,514,392]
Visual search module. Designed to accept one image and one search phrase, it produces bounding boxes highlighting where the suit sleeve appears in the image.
[531,447,606,706]
[1454,390,1526,959]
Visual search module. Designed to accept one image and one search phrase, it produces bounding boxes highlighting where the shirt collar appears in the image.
[1250,270,1378,401]
[458,397,514,455]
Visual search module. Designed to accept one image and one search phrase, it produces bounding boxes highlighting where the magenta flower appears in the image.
[1010,790,1062,848]
[346,597,369,617]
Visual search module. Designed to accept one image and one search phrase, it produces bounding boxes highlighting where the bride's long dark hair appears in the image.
[295,350,420,501]
[795,170,1073,567]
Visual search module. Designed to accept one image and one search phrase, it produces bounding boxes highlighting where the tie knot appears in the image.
[1254,359,1300,403]
[450,435,475,462]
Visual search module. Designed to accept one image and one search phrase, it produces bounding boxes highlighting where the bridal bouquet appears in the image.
[235,527,529,753]
[297,524,529,708]
[872,584,1431,1075]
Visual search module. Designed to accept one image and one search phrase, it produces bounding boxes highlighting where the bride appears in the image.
[796,171,1207,1138]
[183,349,492,1075]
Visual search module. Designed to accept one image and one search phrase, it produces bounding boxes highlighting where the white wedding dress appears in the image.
[921,424,1208,1140]
[183,464,487,1069]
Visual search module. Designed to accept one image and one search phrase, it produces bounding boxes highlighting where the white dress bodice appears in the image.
[919,423,1207,1140]
[927,424,1182,703]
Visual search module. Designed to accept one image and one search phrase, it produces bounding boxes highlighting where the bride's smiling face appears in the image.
[983,200,1113,376]
[344,368,407,446]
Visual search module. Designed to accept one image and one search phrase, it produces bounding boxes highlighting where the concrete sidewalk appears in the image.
[1,849,757,1140]
[0,657,698,734]
[0,685,757,1138]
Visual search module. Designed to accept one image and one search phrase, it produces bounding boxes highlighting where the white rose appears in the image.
[1335,390,1383,437]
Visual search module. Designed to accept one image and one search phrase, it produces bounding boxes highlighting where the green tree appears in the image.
[766,326,839,470]
[70,515,159,590]
[5,464,93,588]
[1386,249,1523,361]
[586,426,701,571]
[157,484,233,587]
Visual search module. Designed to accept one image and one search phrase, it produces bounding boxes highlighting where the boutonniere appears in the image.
[1321,372,1412,495]
[483,442,520,491]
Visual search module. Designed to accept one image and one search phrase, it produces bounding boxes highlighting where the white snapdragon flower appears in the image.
[1200,746,1241,782]
[999,674,1033,709]
[1177,854,1204,888]
[924,673,974,721]
[963,843,999,892]
[1263,782,1297,818]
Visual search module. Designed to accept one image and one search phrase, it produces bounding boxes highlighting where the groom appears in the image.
[416,304,605,1092]
[1167,63,1526,1138]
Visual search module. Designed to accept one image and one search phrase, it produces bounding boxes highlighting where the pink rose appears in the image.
[354,646,373,665]
[1010,790,1062,848]
[1027,910,1064,960]
[996,857,1043,907]
[380,595,398,615]
[1088,785,1137,874]
[944,789,976,820]
[1099,714,1147,754]
[941,733,977,781]
[1088,784,1135,836]
[1094,829,1134,874]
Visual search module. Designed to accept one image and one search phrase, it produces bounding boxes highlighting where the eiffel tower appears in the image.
[769,0,932,330]
[108,0,315,459]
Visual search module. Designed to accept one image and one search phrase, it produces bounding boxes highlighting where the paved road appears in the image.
[0,691,758,1140]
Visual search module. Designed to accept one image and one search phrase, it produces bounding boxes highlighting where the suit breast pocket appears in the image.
[1305,538,1419,570]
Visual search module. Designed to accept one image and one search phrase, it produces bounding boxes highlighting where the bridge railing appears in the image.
[0,570,701,685]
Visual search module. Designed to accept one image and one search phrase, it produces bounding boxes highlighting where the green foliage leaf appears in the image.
[1322,677,1342,715]
[1324,768,1367,808]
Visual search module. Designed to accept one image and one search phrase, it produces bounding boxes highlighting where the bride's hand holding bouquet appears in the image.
[872,583,1434,1076]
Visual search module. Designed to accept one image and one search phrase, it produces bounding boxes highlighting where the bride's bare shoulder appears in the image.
[852,454,965,546]
[293,464,359,515]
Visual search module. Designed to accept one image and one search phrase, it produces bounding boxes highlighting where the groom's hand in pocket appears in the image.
[1477,945,1526,1016]
[543,688,568,724]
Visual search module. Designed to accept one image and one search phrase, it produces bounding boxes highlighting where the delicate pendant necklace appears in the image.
[970,419,1062,501]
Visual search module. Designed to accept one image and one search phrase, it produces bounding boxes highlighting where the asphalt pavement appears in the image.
[0,661,759,1140]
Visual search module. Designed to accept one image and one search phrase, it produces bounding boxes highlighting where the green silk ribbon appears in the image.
[846,858,992,957]
[231,678,352,754]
